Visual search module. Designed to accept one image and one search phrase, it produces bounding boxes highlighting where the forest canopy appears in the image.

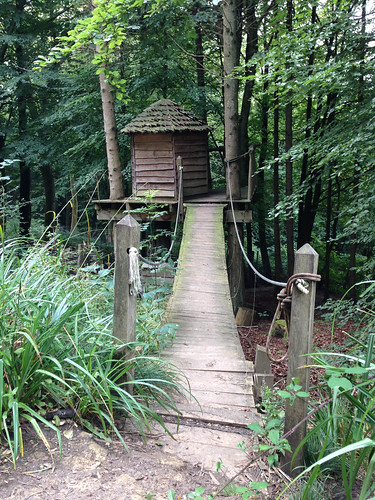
[0,0,374,297]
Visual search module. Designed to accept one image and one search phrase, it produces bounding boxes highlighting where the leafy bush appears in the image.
[279,329,375,499]
[0,234,185,467]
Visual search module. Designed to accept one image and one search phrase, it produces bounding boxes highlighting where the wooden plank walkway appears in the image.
[158,204,259,474]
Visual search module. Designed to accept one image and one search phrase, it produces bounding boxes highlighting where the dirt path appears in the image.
[0,417,278,500]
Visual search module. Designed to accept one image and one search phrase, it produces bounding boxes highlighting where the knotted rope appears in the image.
[266,273,321,362]
[128,247,141,295]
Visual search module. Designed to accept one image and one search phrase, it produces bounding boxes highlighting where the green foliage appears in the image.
[167,481,269,500]
[137,287,179,354]
[249,379,308,468]
[317,281,375,340]
[279,326,375,499]
[0,236,185,467]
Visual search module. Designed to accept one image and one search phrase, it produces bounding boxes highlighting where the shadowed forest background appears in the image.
[1,0,374,298]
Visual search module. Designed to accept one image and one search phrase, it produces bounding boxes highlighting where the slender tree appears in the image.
[285,0,294,274]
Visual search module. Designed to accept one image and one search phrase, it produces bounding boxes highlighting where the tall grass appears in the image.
[279,283,375,499]
[0,233,185,467]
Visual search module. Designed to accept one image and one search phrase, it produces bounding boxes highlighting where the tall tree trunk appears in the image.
[285,0,294,275]
[223,0,241,199]
[349,1,367,300]
[273,91,282,280]
[298,15,338,246]
[323,177,341,300]
[19,159,31,237]
[40,164,56,228]
[16,42,31,237]
[238,0,258,183]
[349,171,359,298]
[70,175,78,233]
[257,71,272,277]
[99,71,124,200]
[194,16,207,122]
[223,0,244,310]
[324,173,332,300]
[297,6,317,248]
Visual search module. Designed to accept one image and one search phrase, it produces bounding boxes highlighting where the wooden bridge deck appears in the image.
[159,204,258,472]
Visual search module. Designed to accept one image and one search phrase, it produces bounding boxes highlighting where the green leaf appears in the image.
[167,490,175,500]
[267,454,278,467]
[249,481,269,490]
[360,282,375,297]
[268,429,280,445]
[344,367,368,375]
[235,487,249,493]
[259,444,273,451]
[328,376,352,390]
[296,391,309,398]
[248,422,263,434]
[265,418,282,430]
[277,390,291,399]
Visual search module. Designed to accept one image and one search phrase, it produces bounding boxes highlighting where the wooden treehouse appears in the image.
[125,98,210,199]
[94,98,254,224]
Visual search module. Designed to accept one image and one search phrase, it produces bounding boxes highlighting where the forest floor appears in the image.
[239,316,353,390]
[0,289,355,500]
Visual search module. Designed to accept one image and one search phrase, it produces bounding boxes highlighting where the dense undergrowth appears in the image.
[264,286,375,499]
[0,233,183,468]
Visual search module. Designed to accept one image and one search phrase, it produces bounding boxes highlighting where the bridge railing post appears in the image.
[113,214,140,348]
[281,243,319,476]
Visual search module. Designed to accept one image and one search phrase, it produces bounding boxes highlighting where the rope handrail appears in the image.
[138,164,183,269]
[265,272,321,362]
[226,159,288,288]
[226,157,322,363]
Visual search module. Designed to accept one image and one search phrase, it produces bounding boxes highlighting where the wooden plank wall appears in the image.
[132,131,209,199]
[174,132,209,197]
[133,133,177,198]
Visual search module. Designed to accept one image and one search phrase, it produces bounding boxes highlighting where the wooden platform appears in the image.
[164,203,256,426]
[94,187,252,222]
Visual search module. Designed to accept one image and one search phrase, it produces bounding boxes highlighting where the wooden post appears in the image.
[281,243,319,476]
[228,221,244,313]
[247,144,257,201]
[113,214,140,346]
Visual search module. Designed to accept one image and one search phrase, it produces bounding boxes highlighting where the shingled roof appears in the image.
[121,99,210,134]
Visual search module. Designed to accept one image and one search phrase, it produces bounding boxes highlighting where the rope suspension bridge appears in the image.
[112,156,320,476]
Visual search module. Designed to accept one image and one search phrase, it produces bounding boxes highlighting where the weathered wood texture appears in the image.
[164,204,256,426]
[131,132,209,199]
[132,133,176,198]
[282,243,319,476]
[113,215,140,345]
[174,132,209,196]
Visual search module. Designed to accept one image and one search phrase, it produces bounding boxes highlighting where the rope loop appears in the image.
[128,247,141,296]
[266,272,321,363]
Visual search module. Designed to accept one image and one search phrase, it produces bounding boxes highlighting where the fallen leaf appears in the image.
[63,429,74,440]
